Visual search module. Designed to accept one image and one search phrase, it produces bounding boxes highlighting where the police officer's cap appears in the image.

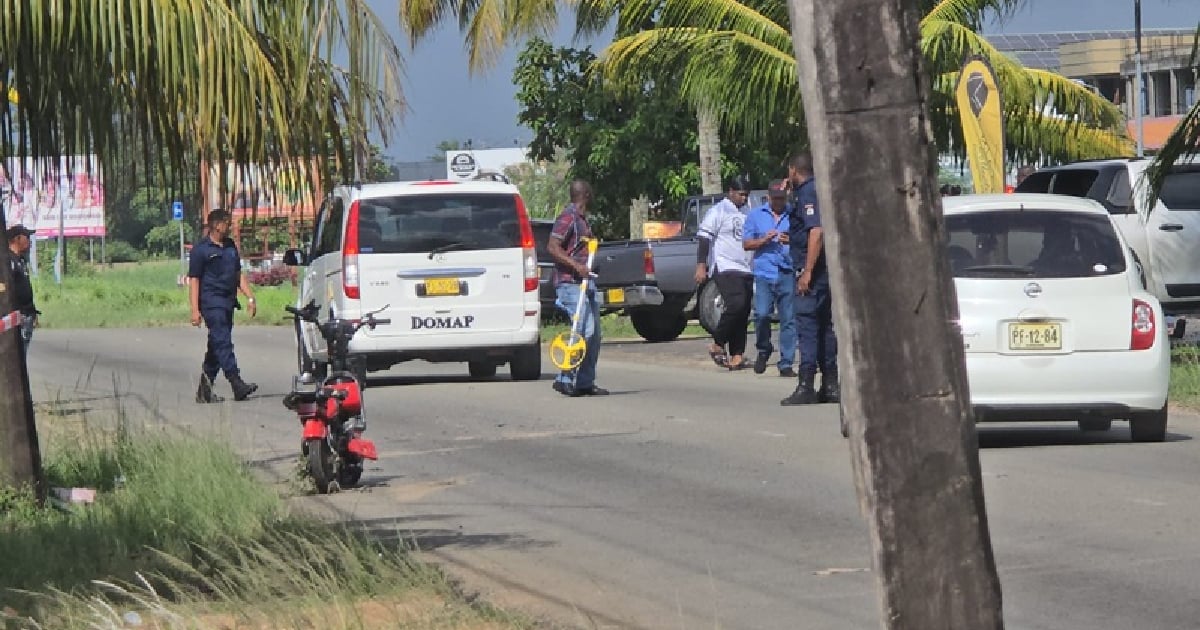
[6,225,35,239]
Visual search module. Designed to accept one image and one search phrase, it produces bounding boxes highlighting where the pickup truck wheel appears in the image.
[697,281,724,336]
[630,307,688,343]
[510,342,542,381]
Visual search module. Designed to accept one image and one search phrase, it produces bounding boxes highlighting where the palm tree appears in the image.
[590,0,1134,164]
[0,1,404,178]
[0,0,405,495]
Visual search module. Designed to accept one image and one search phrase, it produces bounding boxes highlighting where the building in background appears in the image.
[990,29,1197,151]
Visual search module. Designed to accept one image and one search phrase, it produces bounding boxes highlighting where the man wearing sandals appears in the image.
[696,175,754,371]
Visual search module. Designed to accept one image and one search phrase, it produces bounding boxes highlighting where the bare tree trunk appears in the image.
[785,1,1004,628]
[0,216,45,499]
[697,104,722,195]
[629,195,649,240]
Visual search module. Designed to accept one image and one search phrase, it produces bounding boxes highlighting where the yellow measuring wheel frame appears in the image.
[549,237,600,371]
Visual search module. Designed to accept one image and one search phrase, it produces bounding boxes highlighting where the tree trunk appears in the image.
[697,104,722,195]
[785,1,1004,628]
[0,215,46,499]
[629,195,649,240]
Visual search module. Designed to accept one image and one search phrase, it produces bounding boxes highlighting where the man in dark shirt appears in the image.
[6,224,38,354]
[546,180,608,397]
[188,209,258,403]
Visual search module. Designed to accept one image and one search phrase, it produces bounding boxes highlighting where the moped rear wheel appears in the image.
[306,438,336,494]
[337,455,363,487]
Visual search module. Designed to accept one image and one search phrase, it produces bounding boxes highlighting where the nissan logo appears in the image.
[1023,282,1043,298]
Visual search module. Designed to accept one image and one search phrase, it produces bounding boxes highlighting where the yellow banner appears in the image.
[954,56,1005,194]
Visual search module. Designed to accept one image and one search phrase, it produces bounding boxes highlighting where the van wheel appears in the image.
[1130,404,1168,443]
[510,343,542,381]
[697,281,724,336]
[630,307,688,343]
[1078,419,1112,432]
[469,361,497,379]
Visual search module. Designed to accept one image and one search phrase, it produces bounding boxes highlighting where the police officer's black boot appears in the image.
[818,367,840,404]
[195,374,224,404]
[781,369,820,406]
[228,374,259,402]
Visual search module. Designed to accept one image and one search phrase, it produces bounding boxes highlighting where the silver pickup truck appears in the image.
[591,191,768,342]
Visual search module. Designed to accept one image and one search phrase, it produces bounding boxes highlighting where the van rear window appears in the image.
[355,193,524,254]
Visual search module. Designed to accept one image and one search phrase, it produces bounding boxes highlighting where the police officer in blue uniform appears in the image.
[189,209,258,403]
[782,152,838,406]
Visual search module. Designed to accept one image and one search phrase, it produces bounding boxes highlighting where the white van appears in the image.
[284,179,542,382]
[1016,157,1200,316]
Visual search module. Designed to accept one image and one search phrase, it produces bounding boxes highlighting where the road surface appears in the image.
[23,327,1200,630]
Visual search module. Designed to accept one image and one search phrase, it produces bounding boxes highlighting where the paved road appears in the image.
[23,327,1200,630]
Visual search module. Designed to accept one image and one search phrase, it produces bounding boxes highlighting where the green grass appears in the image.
[541,312,708,342]
[31,261,298,329]
[1171,346,1200,407]
[0,408,539,629]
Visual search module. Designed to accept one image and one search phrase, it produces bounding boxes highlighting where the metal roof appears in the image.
[987,28,1197,70]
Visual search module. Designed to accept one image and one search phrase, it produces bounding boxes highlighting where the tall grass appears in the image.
[31,261,297,329]
[0,411,538,629]
[1171,346,1200,407]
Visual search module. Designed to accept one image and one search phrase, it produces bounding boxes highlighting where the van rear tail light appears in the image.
[643,248,656,281]
[1131,299,1156,350]
[343,200,361,299]
[514,194,538,292]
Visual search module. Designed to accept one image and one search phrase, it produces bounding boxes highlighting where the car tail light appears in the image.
[1131,299,1156,350]
[342,200,361,299]
[643,247,656,281]
[514,195,538,292]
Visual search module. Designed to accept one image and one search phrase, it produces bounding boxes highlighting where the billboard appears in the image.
[1,155,106,237]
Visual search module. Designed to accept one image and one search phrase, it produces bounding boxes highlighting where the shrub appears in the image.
[246,264,296,287]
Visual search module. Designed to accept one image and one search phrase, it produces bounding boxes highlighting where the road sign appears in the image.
[172,201,184,221]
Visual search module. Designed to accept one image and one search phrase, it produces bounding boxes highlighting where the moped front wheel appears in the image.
[306,438,336,494]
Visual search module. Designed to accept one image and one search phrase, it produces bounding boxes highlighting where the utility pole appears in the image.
[785,0,1004,628]
[1134,0,1145,157]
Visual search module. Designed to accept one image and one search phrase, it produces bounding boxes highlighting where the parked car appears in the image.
[283,179,542,382]
[1015,157,1200,317]
[531,218,564,321]
[944,193,1169,442]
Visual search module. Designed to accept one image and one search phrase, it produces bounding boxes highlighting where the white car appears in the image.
[945,193,1170,442]
[283,179,542,383]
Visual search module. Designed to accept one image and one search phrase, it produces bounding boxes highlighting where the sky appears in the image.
[366,0,1200,162]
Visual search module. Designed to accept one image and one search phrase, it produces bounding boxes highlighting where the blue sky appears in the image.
[366,0,1200,161]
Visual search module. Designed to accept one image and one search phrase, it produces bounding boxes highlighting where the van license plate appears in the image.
[606,288,625,305]
[1008,322,1061,350]
[425,278,461,296]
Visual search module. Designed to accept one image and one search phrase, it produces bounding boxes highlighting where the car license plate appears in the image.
[606,288,625,305]
[425,278,461,296]
[1008,322,1062,350]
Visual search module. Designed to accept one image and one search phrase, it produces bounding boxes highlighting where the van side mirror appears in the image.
[282,248,307,266]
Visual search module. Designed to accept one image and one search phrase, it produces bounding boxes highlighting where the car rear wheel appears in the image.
[469,361,497,379]
[1078,419,1113,432]
[510,342,542,381]
[1130,404,1168,443]
[629,307,688,343]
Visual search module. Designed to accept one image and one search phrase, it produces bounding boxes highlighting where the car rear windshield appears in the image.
[945,210,1127,279]
[1014,169,1098,197]
[355,193,523,254]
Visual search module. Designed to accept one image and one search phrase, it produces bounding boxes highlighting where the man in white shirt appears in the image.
[694,175,754,370]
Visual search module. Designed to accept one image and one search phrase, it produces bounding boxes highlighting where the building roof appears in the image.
[1126,115,1185,151]
[988,29,1197,71]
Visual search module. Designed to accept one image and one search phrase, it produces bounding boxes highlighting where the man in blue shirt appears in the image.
[782,152,838,406]
[743,180,796,376]
[188,209,258,403]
